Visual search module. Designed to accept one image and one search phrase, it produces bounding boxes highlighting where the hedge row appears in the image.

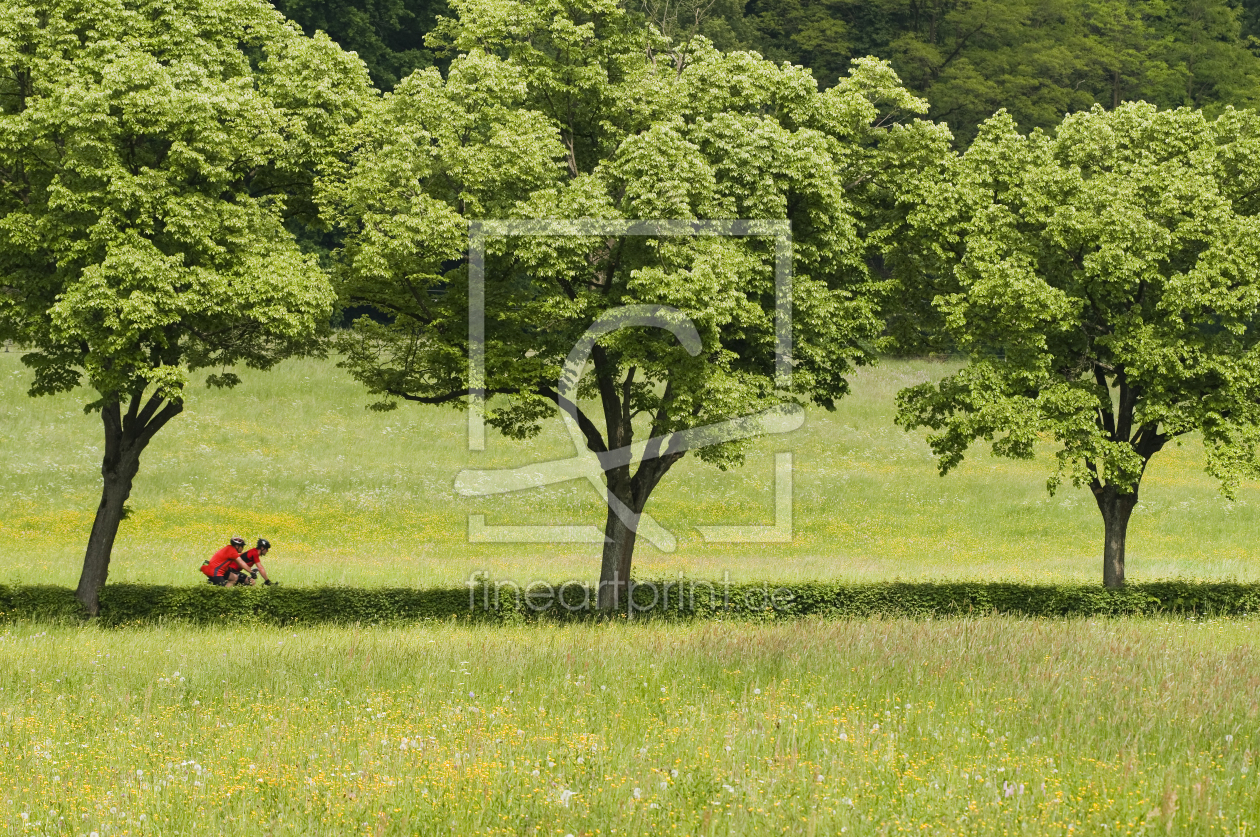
[0,579,1258,625]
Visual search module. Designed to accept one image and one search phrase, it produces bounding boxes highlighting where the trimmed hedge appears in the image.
[0,579,1257,625]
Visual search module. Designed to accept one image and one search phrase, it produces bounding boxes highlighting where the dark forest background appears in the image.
[273,0,1260,141]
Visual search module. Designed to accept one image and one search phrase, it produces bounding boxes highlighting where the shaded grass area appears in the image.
[4,580,1260,626]
[1,353,1258,587]
[0,619,1256,835]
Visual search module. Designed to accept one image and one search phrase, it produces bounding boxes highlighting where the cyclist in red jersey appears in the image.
[200,537,250,586]
[239,538,275,585]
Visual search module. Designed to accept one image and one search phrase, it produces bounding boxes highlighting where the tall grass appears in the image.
[0,353,1257,588]
[0,618,1255,835]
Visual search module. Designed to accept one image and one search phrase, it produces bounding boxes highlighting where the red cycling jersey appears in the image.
[203,545,244,576]
[241,548,264,567]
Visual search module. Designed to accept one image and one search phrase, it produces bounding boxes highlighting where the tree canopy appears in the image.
[894,102,1260,587]
[272,0,450,89]
[741,0,1260,143]
[0,0,374,612]
[278,0,1260,145]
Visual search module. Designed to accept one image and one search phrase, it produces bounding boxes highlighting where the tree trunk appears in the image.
[1086,363,1164,590]
[597,496,641,611]
[76,395,183,616]
[551,351,684,613]
[1093,484,1137,589]
[595,453,679,613]
[77,454,140,615]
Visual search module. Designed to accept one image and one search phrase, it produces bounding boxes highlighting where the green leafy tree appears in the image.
[742,0,868,84]
[280,0,1260,139]
[1243,0,1260,41]
[638,0,757,53]
[322,0,949,609]
[272,0,451,90]
[1156,0,1260,109]
[736,0,1260,143]
[894,103,1260,587]
[892,0,1260,140]
[0,0,374,613]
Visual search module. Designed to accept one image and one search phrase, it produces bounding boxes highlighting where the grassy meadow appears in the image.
[1,618,1257,836]
[2,347,1260,587]
[0,351,1257,588]
[2,353,1259,835]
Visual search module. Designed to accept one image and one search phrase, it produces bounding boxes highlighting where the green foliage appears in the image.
[322,0,947,431]
[1245,0,1260,41]
[0,0,378,608]
[3,580,1258,624]
[272,0,450,89]
[735,0,1260,143]
[896,104,1260,493]
[893,103,1260,583]
[0,585,87,623]
[274,0,1260,143]
[0,0,374,406]
[322,0,951,594]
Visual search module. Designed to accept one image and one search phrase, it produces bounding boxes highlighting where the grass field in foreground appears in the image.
[0,618,1256,836]
[1,352,1259,588]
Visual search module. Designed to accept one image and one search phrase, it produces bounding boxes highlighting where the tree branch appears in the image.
[135,400,184,449]
[1114,367,1134,443]
[538,383,609,455]
[621,366,636,431]
[1094,363,1116,437]
[390,386,512,405]
[591,344,627,449]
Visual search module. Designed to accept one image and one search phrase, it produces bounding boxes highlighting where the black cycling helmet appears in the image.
[230,536,246,548]
[257,538,271,550]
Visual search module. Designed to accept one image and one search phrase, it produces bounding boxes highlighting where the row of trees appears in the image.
[737,0,1260,141]
[3,0,1260,613]
[275,0,1260,142]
